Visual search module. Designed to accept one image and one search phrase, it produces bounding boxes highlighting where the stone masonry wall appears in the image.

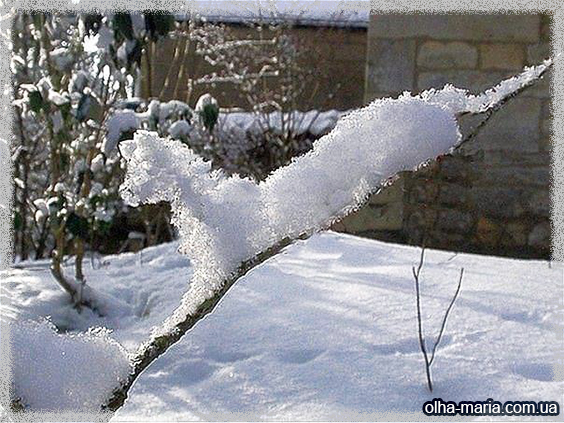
[334,14,552,259]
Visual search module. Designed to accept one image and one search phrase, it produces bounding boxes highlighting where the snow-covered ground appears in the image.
[1,232,562,420]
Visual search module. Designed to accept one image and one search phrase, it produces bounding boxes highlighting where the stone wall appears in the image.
[334,13,552,259]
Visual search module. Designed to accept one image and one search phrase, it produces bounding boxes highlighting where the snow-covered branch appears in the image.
[105,62,551,412]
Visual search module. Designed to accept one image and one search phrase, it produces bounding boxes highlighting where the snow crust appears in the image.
[176,0,370,28]
[217,109,342,138]
[120,63,549,337]
[168,120,192,138]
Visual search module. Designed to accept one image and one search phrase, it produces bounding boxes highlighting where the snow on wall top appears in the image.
[177,1,370,28]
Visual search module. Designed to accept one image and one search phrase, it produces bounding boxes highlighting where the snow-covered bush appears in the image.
[10,11,175,308]
[11,10,332,311]
[107,94,342,180]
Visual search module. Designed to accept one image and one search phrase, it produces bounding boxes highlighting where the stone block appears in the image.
[417,41,478,69]
[476,216,502,246]
[541,99,552,120]
[540,14,552,42]
[438,183,468,206]
[436,209,473,234]
[341,201,403,233]
[480,43,525,70]
[525,189,550,217]
[521,73,551,99]
[485,151,550,167]
[541,118,552,138]
[480,167,550,187]
[474,97,542,153]
[470,186,524,218]
[370,178,405,205]
[406,209,437,231]
[409,182,439,204]
[366,39,416,94]
[527,43,551,65]
[438,157,472,181]
[539,137,553,152]
[503,222,528,246]
[369,14,540,43]
[528,222,550,248]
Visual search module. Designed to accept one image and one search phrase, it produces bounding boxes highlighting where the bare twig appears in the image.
[412,246,433,392]
[413,246,464,392]
[429,268,464,366]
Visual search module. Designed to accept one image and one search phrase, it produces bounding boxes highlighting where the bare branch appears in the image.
[429,268,464,366]
[413,246,433,392]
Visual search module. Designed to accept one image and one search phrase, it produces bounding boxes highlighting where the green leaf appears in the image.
[201,103,219,132]
[28,90,44,114]
[13,211,22,231]
[144,11,175,40]
[82,13,103,35]
[66,212,90,240]
[59,152,70,172]
[96,220,113,236]
[31,12,43,30]
[127,39,143,68]
[76,94,102,122]
[59,101,72,121]
[113,12,134,41]
[89,195,101,208]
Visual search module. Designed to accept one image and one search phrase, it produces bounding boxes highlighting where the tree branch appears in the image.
[101,62,550,415]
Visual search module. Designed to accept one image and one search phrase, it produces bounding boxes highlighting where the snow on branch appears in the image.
[119,62,550,340]
[421,59,552,115]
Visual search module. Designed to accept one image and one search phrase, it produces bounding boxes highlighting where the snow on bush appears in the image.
[102,110,140,155]
[6,318,131,411]
[120,62,550,338]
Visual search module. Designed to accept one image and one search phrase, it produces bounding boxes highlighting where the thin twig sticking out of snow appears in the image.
[413,246,464,392]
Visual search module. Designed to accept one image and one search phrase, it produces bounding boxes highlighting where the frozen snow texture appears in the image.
[5,318,131,411]
[120,63,549,338]
[111,233,563,421]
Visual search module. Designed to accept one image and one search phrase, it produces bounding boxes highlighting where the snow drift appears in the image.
[4,318,131,411]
